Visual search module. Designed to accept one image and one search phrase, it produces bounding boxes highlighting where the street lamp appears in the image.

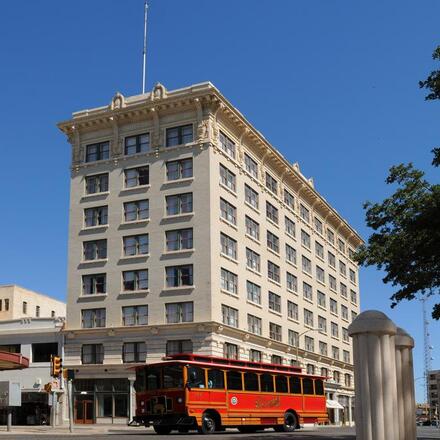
[295,328,320,365]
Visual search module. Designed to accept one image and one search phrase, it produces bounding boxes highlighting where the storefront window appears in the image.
[114,395,128,417]
[97,394,112,417]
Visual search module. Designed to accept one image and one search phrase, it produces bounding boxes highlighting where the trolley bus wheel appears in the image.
[274,411,298,432]
[153,426,172,435]
[200,412,218,434]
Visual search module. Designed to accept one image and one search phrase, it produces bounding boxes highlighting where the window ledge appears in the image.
[81,225,108,232]
[119,254,150,260]
[287,288,298,295]
[285,232,296,241]
[287,317,300,324]
[330,311,338,317]
[268,309,282,317]
[164,177,194,185]
[331,336,340,341]
[219,183,237,197]
[246,267,261,277]
[119,290,150,296]
[80,258,108,265]
[340,273,347,279]
[79,293,108,299]
[81,192,110,200]
[286,260,297,269]
[244,201,260,215]
[164,249,194,255]
[303,296,314,305]
[268,278,281,288]
[219,217,238,230]
[220,289,238,299]
[317,279,326,287]
[245,234,260,245]
[302,270,313,279]
[266,218,279,229]
[246,300,262,309]
[120,185,151,194]
[267,247,280,258]
[220,253,239,265]
[162,286,195,292]
[329,287,338,294]
[343,340,351,345]
[121,219,150,226]
[318,330,327,336]
[301,244,312,253]
[165,212,194,220]
[316,254,325,263]
[317,304,326,311]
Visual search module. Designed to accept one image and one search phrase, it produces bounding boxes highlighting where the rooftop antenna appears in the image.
[142,0,149,94]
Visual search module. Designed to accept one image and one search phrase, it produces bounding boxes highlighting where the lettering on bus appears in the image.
[255,396,281,408]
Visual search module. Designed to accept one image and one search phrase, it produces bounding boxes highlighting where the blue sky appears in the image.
[0,0,438,401]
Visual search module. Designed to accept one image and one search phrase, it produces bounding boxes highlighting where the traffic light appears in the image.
[51,355,62,377]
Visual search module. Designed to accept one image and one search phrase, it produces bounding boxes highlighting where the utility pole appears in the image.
[142,0,149,94]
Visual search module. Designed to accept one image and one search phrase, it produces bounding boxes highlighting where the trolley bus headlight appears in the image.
[177,397,183,404]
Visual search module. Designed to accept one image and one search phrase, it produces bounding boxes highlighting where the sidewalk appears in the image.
[0,424,150,435]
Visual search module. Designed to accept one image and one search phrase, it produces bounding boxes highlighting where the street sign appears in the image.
[0,381,21,407]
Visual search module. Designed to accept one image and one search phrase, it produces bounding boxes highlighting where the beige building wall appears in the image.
[0,285,66,320]
[59,82,362,424]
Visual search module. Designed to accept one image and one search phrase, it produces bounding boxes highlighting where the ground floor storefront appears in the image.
[0,391,51,425]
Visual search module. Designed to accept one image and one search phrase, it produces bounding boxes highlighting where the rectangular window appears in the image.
[352,311,358,322]
[265,172,278,194]
[333,370,340,382]
[220,198,236,225]
[343,350,350,363]
[222,304,239,327]
[249,349,262,362]
[247,314,262,335]
[123,234,149,256]
[338,238,346,254]
[287,300,298,321]
[166,340,193,355]
[244,153,258,178]
[166,228,193,251]
[85,173,109,195]
[301,230,311,248]
[81,308,106,328]
[166,124,193,147]
[343,327,349,342]
[330,298,338,314]
[317,291,326,308]
[349,248,355,260]
[82,274,106,295]
[219,131,236,158]
[316,266,325,283]
[268,292,281,313]
[314,217,323,234]
[267,261,280,283]
[124,166,149,188]
[331,322,339,338]
[302,255,312,274]
[345,373,352,387]
[166,302,194,323]
[350,290,357,304]
[166,193,193,215]
[284,189,295,209]
[245,184,259,209]
[329,274,337,291]
[125,133,149,155]
[315,241,324,259]
[286,272,298,292]
[285,244,296,265]
[245,216,259,240]
[349,269,357,284]
[246,248,260,272]
[219,164,236,192]
[223,342,239,360]
[266,201,278,224]
[166,265,193,287]
[122,305,148,326]
[328,251,336,268]
[327,228,335,244]
[81,344,104,364]
[269,322,282,342]
[339,260,347,276]
[319,341,328,356]
[32,342,58,362]
[84,206,108,227]
[36,306,40,318]
[83,239,107,261]
[271,355,282,365]
[221,233,237,260]
[0,345,20,353]
[246,281,261,304]
[304,336,314,352]
[221,268,238,294]
[166,158,193,180]
[318,315,327,333]
[123,342,147,363]
[267,231,279,253]
[288,330,299,347]
[285,217,295,237]
[86,141,109,162]
[304,309,314,327]
[124,200,149,222]
[303,282,313,301]
[123,270,148,291]
[4,299,9,312]
[332,346,340,360]
[340,282,348,298]
[341,305,349,321]
[300,204,310,223]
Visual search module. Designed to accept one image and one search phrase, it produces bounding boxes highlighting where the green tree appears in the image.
[356,46,440,319]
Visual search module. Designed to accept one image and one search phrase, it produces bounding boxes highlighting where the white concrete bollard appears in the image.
[348,310,416,440]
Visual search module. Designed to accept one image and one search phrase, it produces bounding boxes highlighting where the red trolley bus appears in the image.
[134,354,328,434]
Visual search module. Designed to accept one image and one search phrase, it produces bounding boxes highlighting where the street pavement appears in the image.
[0,426,439,439]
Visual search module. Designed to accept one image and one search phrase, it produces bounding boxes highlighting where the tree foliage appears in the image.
[357,46,440,319]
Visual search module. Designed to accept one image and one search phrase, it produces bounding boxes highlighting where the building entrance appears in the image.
[74,397,93,424]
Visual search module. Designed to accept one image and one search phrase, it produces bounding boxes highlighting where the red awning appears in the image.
[0,351,29,371]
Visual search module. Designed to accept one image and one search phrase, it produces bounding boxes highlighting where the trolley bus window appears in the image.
[303,377,314,395]
[244,372,259,391]
[207,369,225,389]
[146,367,161,390]
[163,365,183,389]
[314,379,324,395]
[289,376,302,394]
[261,373,274,392]
[275,375,288,393]
[135,368,146,392]
[187,366,205,388]
[227,370,243,390]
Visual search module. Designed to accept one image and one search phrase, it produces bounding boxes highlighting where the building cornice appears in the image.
[57,82,363,247]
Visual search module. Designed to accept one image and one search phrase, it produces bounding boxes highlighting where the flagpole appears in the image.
[142,0,148,94]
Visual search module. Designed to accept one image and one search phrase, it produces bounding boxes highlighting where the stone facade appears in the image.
[58,82,362,425]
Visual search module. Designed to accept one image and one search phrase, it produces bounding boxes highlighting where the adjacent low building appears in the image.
[58,82,362,425]
[429,369,440,419]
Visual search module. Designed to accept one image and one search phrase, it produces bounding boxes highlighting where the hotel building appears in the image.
[58,82,362,425]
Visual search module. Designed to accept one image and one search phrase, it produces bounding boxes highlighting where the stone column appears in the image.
[348,310,399,440]
[129,379,135,423]
[333,393,340,425]
[395,327,416,440]
[348,396,353,426]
